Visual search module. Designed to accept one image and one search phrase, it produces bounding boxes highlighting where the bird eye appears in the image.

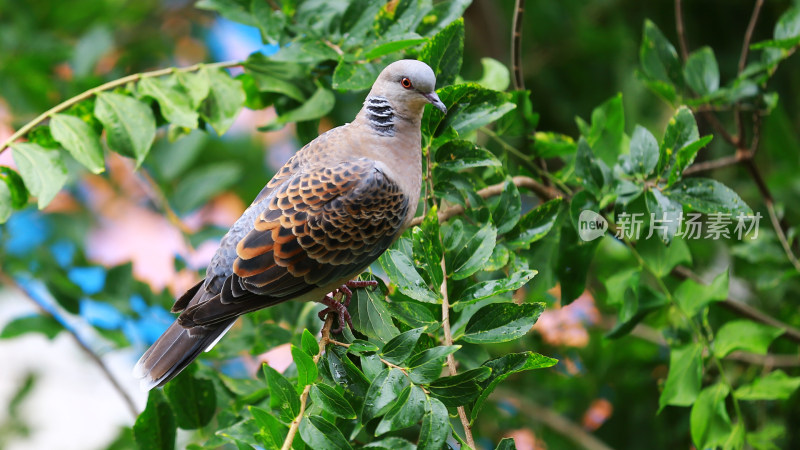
[401,77,413,89]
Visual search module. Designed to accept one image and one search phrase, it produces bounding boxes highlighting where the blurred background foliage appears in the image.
[1,0,799,449]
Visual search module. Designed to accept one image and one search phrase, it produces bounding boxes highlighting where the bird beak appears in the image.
[423,91,447,114]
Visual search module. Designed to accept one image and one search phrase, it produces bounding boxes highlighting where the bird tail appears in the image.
[133,319,235,391]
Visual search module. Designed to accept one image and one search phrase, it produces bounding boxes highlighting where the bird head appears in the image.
[369,59,447,116]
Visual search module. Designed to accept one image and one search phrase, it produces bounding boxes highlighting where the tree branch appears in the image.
[0,270,138,418]
[0,60,242,156]
[674,0,690,62]
[281,315,333,450]
[492,388,614,450]
[511,0,526,90]
[437,256,475,449]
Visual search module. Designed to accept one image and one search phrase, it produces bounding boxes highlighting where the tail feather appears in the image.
[133,319,235,391]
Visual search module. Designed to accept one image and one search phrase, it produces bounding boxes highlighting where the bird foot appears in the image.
[318,280,379,333]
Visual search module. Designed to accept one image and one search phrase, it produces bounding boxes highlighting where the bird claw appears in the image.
[318,279,379,333]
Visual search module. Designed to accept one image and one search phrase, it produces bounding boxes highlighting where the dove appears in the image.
[134,59,446,390]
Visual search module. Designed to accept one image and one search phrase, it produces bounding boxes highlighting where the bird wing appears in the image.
[175,156,410,328]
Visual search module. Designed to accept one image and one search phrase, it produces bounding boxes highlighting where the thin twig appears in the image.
[492,388,615,450]
[438,257,475,449]
[672,266,800,343]
[683,154,744,175]
[735,0,765,144]
[675,0,690,62]
[0,270,138,418]
[281,315,333,450]
[0,60,242,155]
[138,169,194,236]
[328,339,411,375]
[511,0,526,90]
[738,0,765,75]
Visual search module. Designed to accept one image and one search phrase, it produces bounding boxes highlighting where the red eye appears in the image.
[401,77,413,89]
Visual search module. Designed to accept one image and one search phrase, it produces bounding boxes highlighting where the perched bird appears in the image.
[134,59,446,390]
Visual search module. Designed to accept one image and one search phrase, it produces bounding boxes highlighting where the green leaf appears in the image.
[298,415,353,450]
[434,140,501,172]
[326,346,370,397]
[640,19,683,86]
[471,352,558,422]
[505,198,562,250]
[574,138,611,197]
[49,114,105,174]
[11,143,68,209]
[714,320,784,358]
[138,76,198,128]
[644,189,684,244]
[533,132,577,158]
[251,0,286,45]
[309,383,357,419]
[262,84,335,130]
[665,178,752,215]
[196,0,257,26]
[349,277,401,341]
[474,57,511,91]
[175,70,210,109]
[361,368,409,423]
[422,84,513,142]
[666,135,712,187]
[301,329,318,356]
[659,343,704,411]
[579,93,626,166]
[375,385,427,435]
[734,370,800,401]
[250,406,288,447]
[428,367,491,407]
[461,302,544,344]
[453,269,537,311]
[637,234,691,276]
[774,7,800,40]
[629,125,659,178]
[94,92,156,166]
[420,18,464,88]
[690,383,732,450]
[684,46,720,95]
[446,223,497,280]
[332,60,379,91]
[0,166,28,209]
[264,364,301,423]
[244,55,307,102]
[658,106,698,176]
[674,269,728,316]
[201,68,245,135]
[291,345,318,392]
[362,438,416,450]
[0,314,63,340]
[379,249,440,303]
[364,38,427,60]
[347,339,380,355]
[385,299,438,331]
[490,179,522,234]
[412,206,444,288]
[495,438,518,450]
[381,327,425,365]
[134,390,175,450]
[0,182,11,223]
[173,162,242,213]
[418,396,449,450]
[163,366,216,430]
[407,345,460,384]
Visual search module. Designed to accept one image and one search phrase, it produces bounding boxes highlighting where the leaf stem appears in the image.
[439,257,476,449]
[281,315,333,450]
[0,60,242,156]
